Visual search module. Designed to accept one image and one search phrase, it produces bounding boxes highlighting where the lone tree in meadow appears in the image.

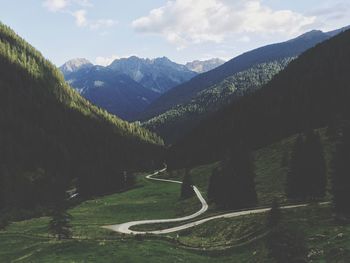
[48,187,72,240]
[286,134,306,200]
[49,202,72,240]
[286,131,326,201]
[333,125,350,217]
[207,144,257,210]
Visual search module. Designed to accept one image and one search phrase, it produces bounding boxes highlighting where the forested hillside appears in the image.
[168,29,350,168]
[0,23,164,217]
[143,59,293,143]
[140,29,339,121]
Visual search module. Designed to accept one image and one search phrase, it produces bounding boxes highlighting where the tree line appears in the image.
[0,22,164,223]
[186,126,350,218]
[168,29,350,170]
[144,59,293,144]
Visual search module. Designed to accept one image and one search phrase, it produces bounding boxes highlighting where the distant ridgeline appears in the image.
[140,27,350,144]
[167,29,350,168]
[139,28,346,122]
[143,58,293,144]
[60,57,197,121]
[0,23,164,215]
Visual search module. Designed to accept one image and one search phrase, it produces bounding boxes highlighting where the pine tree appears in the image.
[304,131,326,199]
[233,146,257,208]
[286,134,305,200]
[49,202,72,240]
[267,199,281,229]
[208,145,257,210]
[181,169,194,199]
[287,131,326,201]
[207,167,220,201]
[0,216,8,230]
[333,125,350,217]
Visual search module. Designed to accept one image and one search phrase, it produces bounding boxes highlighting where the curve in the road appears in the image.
[103,169,327,235]
[103,168,208,234]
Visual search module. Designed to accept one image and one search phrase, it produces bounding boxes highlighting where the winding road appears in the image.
[103,169,321,235]
[103,168,208,234]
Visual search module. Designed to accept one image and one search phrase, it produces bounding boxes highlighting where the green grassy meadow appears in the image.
[1,128,348,262]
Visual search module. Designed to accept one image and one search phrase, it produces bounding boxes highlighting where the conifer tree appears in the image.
[181,169,194,199]
[207,145,257,210]
[304,131,326,199]
[49,191,72,240]
[286,134,305,200]
[49,206,72,240]
[287,132,326,201]
[207,167,220,201]
[0,215,8,230]
[267,199,281,229]
[333,125,350,216]
[48,180,72,240]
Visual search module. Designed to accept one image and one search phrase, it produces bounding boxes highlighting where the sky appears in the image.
[0,0,349,66]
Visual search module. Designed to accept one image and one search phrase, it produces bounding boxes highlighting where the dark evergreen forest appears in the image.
[168,29,350,169]
[0,23,164,218]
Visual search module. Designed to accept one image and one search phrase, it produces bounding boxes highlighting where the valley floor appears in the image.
[1,172,349,262]
[1,129,349,262]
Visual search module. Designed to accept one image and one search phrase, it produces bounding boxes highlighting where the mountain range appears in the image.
[143,58,293,143]
[185,58,226,73]
[61,64,159,120]
[109,56,197,93]
[60,58,93,76]
[139,26,350,122]
[60,56,201,120]
[167,28,350,168]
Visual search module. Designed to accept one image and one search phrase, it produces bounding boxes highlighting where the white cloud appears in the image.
[43,0,92,12]
[73,9,88,27]
[308,1,350,31]
[43,0,117,30]
[95,55,120,66]
[73,12,118,30]
[72,11,118,30]
[43,0,69,12]
[132,0,316,47]
[90,19,118,30]
[238,36,251,43]
[74,0,93,7]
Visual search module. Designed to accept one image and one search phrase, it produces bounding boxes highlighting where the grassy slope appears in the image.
[254,127,335,204]
[1,206,349,262]
[1,173,231,263]
[0,236,252,263]
[1,129,347,262]
[161,127,334,206]
[177,204,350,262]
[133,127,335,232]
